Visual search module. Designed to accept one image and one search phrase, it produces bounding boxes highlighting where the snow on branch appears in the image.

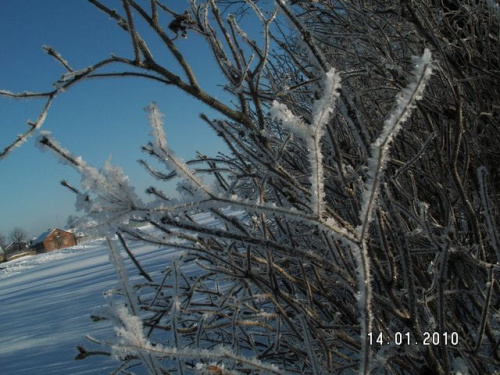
[143,103,214,200]
[114,343,285,374]
[0,95,54,160]
[36,132,143,230]
[107,237,140,315]
[311,69,341,130]
[355,48,432,375]
[106,237,163,374]
[270,68,341,218]
[145,102,167,152]
[269,101,309,138]
[310,68,341,217]
[358,48,433,237]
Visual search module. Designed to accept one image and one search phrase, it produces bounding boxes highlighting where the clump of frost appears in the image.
[111,304,153,359]
[269,101,308,138]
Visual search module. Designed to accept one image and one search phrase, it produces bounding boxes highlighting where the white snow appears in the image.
[0,237,180,374]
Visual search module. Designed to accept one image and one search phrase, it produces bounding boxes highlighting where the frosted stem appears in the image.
[356,49,433,375]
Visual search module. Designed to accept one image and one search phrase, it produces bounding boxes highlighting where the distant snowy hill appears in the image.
[0,236,180,374]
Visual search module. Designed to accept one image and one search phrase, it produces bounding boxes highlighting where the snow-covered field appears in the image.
[0,236,180,374]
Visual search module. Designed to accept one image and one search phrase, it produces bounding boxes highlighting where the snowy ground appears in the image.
[0,235,181,374]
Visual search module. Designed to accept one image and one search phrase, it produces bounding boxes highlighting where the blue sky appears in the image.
[0,1,234,239]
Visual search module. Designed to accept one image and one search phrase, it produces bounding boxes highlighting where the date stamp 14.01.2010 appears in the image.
[368,331,459,346]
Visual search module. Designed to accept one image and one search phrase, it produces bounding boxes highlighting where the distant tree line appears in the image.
[0,227,28,252]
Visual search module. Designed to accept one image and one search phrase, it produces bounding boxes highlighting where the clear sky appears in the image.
[0,1,232,239]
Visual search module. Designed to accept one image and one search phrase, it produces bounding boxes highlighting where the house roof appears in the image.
[32,229,56,245]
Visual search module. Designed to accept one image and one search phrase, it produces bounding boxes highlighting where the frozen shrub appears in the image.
[2,1,499,374]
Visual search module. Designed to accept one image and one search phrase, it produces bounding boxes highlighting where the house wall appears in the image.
[38,230,77,253]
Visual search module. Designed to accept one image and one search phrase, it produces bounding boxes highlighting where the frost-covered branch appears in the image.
[0,95,54,160]
[358,48,433,237]
[143,103,215,200]
[107,237,164,374]
[37,132,143,231]
[355,48,432,375]
[270,68,341,218]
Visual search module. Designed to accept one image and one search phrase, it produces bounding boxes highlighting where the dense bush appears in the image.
[2,1,499,374]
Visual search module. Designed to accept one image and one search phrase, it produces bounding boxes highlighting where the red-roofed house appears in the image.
[31,228,77,253]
